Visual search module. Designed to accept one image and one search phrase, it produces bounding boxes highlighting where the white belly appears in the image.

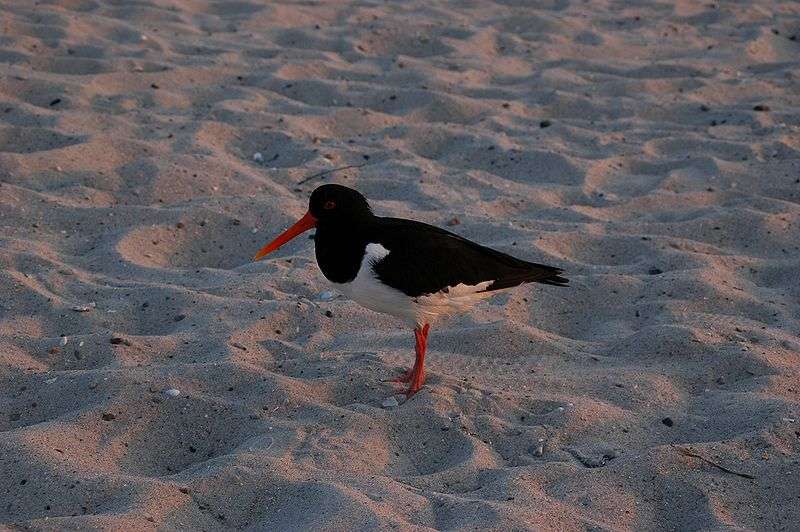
[332,243,495,327]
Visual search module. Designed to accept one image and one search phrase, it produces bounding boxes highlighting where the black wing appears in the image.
[369,217,568,297]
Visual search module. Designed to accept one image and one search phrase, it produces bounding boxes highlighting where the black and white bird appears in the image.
[255,184,568,397]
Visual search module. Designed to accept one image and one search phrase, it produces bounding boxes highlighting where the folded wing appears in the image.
[369,218,568,297]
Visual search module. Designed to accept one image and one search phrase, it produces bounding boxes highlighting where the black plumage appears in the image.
[368,218,567,297]
[305,185,567,296]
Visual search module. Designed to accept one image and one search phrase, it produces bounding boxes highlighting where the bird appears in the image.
[254,184,568,397]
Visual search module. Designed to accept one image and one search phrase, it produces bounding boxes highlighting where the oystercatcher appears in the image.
[254,184,568,397]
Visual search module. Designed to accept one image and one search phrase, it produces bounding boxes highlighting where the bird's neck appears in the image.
[314,219,374,284]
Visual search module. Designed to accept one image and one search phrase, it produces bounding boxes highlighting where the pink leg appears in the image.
[404,323,430,397]
[391,323,430,384]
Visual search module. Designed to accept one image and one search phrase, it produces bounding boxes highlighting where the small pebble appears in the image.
[253,152,264,162]
[101,412,116,421]
[753,104,770,112]
[662,417,674,427]
[72,303,96,312]
[110,337,132,346]
[60,337,68,346]
[382,396,400,408]
[324,310,333,318]
[446,217,460,226]
[319,291,335,301]
[539,120,552,128]
[648,267,663,275]
[165,388,181,397]
[534,440,545,456]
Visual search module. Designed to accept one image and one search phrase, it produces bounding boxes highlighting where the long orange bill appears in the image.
[253,211,317,260]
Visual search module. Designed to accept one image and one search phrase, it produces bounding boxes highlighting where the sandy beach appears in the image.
[1,0,799,529]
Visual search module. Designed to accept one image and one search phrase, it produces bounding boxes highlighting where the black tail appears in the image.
[536,265,569,287]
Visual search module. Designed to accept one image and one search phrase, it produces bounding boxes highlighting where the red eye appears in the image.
[323,200,336,210]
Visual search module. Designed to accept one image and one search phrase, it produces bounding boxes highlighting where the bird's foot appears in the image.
[403,372,426,398]
[387,368,425,396]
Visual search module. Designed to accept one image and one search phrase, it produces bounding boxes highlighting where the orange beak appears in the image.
[253,211,317,260]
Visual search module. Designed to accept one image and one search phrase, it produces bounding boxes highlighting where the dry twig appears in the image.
[674,445,755,480]
[297,162,372,184]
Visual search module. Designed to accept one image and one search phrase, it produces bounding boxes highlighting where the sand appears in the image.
[1,0,799,530]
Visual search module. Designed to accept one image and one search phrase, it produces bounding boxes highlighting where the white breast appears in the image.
[331,243,496,327]
[333,243,419,326]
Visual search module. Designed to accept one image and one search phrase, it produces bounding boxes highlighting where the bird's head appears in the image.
[254,184,372,260]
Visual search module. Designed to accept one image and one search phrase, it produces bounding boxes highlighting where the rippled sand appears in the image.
[1,0,799,529]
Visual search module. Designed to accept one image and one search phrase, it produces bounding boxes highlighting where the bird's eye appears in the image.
[323,200,336,210]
